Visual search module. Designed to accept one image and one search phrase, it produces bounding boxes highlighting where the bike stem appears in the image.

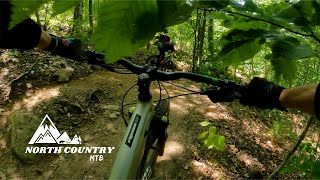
[137,73,152,102]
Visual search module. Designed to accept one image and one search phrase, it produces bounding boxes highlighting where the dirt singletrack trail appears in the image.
[0,50,309,179]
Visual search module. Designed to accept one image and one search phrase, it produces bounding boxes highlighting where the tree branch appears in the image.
[221,10,319,40]
[267,116,315,180]
[7,58,41,88]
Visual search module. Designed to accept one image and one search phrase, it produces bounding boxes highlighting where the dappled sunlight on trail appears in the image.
[157,141,184,162]
[191,160,230,179]
[22,86,60,111]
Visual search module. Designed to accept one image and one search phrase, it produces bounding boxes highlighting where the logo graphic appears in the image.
[28,114,82,145]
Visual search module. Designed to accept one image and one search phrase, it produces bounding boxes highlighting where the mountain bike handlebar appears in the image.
[117,58,246,94]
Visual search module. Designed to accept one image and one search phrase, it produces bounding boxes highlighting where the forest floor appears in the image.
[0,49,317,179]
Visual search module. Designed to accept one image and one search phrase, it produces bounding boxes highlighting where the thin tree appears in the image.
[198,10,206,70]
[35,11,41,26]
[207,15,214,60]
[88,0,93,36]
[73,1,83,33]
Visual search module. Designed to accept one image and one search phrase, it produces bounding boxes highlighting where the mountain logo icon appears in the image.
[28,114,82,145]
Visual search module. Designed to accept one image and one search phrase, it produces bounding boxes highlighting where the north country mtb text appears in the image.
[25,146,115,154]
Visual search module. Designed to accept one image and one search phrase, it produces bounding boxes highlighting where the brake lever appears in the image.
[83,50,116,72]
[200,87,219,95]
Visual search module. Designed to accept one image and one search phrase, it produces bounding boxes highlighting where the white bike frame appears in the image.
[109,100,155,179]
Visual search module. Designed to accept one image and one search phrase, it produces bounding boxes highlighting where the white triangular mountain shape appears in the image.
[56,132,71,144]
[29,114,60,144]
[28,114,83,145]
[70,134,82,144]
[34,125,57,143]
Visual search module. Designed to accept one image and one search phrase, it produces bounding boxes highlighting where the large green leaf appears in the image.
[271,36,315,81]
[222,29,268,42]
[9,0,48,29]
[276,0,313,21]
[229,20,268,31]
[52,0,82,16]
[271,36,314,60]
[157,0,193,27]
[263,2,290,16]
[211,11,228,20]
[271,57,297,82]
[93,0,160,63]
[218,38,262,66]
[274,0,320,26]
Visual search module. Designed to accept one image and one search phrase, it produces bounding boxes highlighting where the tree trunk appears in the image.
[192,9,200,73]
[35,11,41,27]
[88,0,93,36]
[207,16,214,60]
[73,1,83,33]
[198,10,207,71]
[43,4,50,31]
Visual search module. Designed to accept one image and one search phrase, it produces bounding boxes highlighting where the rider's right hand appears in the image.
[204,77,286,111]
[240,77,286,110]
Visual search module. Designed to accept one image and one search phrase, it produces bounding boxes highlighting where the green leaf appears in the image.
[271,36,314,60]
[275,0,313,21]
[211,11,228,20]
[219,38,262,66]
[199,121,211,127]
[273,0,320,27]
[206,134,217,147]
[157,0,193,27]
[10,0,48,29]
[222,29,267,42]
[271,57,297,82]
[263,2,289,16]
[209,126,217,135]
[93,0,160,63]
[216,136,225,151]
[229,20,268,31]
[52,0,81,16]
[198,131,208,140]
[206,134,225,151]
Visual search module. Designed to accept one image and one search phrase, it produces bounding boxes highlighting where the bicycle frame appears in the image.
[109,100,155,179]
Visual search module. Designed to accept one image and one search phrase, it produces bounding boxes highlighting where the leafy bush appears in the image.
[198,121,225,151]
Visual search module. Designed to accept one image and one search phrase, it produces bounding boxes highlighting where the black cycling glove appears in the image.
[202,87,239,103]
[240,77,286,110]
[204,77,286,111]
[46,34,85,61]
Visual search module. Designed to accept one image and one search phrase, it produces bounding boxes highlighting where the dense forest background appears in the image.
[4,0,320,179]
